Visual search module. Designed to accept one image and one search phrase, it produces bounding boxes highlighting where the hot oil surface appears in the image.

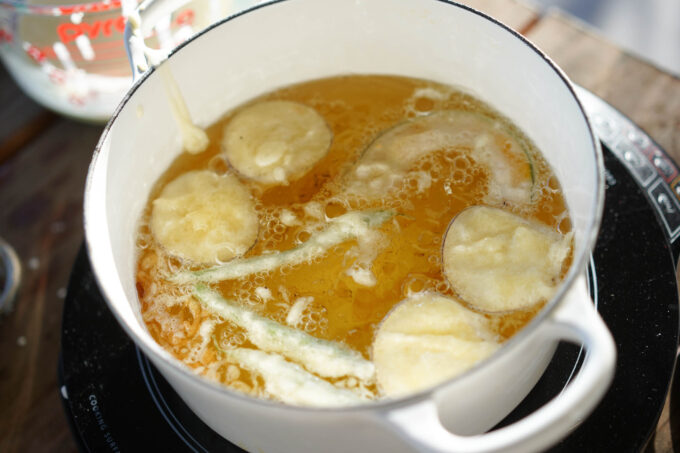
[135,75,571,400]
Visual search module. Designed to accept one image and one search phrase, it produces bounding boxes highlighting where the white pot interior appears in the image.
[85,0,601,424]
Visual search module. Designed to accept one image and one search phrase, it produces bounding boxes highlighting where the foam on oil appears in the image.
[135,75,571,402]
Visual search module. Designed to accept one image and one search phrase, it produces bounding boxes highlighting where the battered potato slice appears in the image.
[151,170,258,264]
[346,110,533,204]
[373,293,500,397]
[222,100,332,185]
[442,206,572,312]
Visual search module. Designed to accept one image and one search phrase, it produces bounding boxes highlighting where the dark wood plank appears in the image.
[0,117,103,453]
[0,64,57,164]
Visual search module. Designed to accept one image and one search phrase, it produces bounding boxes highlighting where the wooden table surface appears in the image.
[1,1,678,452]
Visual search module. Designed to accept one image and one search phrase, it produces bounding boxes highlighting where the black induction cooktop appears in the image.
[58,89,680,452]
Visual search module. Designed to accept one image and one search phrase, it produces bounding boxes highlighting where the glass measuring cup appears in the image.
[0,0,258,122]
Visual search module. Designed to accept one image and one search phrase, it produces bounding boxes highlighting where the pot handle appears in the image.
[385,275,616,453]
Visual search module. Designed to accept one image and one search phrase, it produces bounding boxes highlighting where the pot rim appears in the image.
[84,0,605,415]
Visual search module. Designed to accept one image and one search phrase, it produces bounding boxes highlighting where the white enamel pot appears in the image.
[84,0,616,451]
